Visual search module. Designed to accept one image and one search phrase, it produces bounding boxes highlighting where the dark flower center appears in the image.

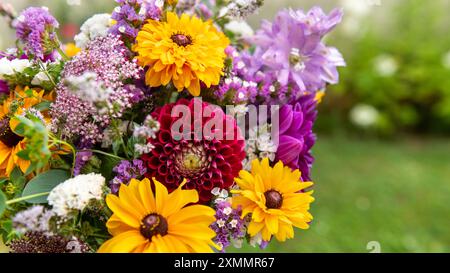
[171,33,193,47]
[140,213,168,240]
[0,117,23,148]
[264,190,283,209]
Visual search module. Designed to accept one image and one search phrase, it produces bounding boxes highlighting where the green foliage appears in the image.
[13,114,51,174]
[21,169,71,203]
[0,191,6,218]
[322,0,450,135]
[99,155,122,181]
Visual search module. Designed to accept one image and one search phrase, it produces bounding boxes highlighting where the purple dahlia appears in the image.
[275,94,318,181]
[141,98,246,203]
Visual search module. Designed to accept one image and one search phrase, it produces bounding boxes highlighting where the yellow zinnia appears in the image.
[0,86,48,177]
[98,178,219,253]
[133,12,230,97]
[231,158,315,242]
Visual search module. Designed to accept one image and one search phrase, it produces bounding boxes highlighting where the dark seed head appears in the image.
[0,117,23,147]
[264,190,283,209]
[171,33,193,47]
[140,213,168,240]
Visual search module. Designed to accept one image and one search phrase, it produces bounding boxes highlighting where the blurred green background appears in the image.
[1,0,449,253]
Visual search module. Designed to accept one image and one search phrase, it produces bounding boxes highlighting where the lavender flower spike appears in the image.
[15,7,60,59]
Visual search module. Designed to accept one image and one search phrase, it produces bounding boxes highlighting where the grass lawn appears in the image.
[231,136,450,253]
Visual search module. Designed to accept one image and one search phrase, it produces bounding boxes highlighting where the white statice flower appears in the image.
[0,58,14,77]
[223,207,232,216]
[31,71,51,85]
[243,124,277,170]
[442,50,450,69]
[216,219,226,228]
[349,103,380,128]
[12,205,54,235]
[221,0,264,19]
[134,142,155,156]
[211,187,231,203]
[224,20,254,37]
[0,58,31,79]
[47,173,106,218]
[373,54,398,77]
[74,14,112,49]
[10,59,31,72]
[133,115,160,139]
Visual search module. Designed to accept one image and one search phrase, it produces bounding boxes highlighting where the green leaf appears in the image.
[0,191,6,218]
[33,101,52,111]
[99,155,122,181]
[22,169,71,204]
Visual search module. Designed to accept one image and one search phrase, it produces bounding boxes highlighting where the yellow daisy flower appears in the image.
[0,86,48,177]
[98,178,219,253]
[231,158,315,242]
[133,12,230,97]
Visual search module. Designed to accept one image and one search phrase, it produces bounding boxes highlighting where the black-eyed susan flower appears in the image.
[231,158,314,242]
[133,12,230,97]
[98,178,219,253]
[0,86,48,177]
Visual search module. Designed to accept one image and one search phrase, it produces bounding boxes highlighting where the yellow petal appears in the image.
[138,178,156,212]
[106,194,141,228]
[153,178,169,214]
[98,230,147,253]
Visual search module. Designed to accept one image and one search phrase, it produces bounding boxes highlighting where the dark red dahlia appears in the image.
[141,98,246,202]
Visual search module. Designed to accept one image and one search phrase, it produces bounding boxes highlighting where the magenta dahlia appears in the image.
[141,98,246,203]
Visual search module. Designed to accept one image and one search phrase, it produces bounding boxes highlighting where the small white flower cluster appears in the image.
[243,124,277,170]
[31,61,59,85]
[0,57,31,79]
[47,173,106,218]
[211,187,231,203]
[31,71,51,85]
[64,72,113,103]
[133,115,160,155]
[219,0,264,20]
[224,20,254,37]
[12,205,54,235]
[227,104,248,118]
[74,14,112,49]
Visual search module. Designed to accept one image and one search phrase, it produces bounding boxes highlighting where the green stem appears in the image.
[49,137,77,176]
[84,149,125,161]
[37,60,57,88]
[56,47,70,61]
[6,192,50,205]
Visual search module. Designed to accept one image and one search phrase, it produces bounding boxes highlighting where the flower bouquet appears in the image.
[0,0,344,253]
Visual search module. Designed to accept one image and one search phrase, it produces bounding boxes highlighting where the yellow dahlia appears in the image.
[98,178,219,253]
[133,12,230,96]
[231,158,315,242]
[0,86,48,177]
